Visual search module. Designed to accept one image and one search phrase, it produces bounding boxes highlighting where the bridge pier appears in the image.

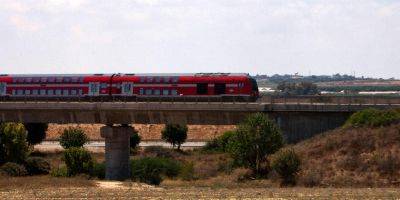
[100,125,132,181]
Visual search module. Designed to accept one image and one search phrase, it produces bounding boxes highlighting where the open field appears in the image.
[1,177,400,199]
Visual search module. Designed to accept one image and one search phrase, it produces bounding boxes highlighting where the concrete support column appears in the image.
[100,125,132,181]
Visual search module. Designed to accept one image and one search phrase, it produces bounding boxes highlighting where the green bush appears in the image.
[24,123,48,145]
[90,162,105,179]
[59,127,88,149]
[271,149,301,186]
[131,157,182,185]
[227,113,284,175]
[0,123,30,164]
[344,108,400,128]
[143,146,175,158]
[63,147,93,176]
[203,131,236,152]
[130,128,141,150]
[179,162,197,181]
[24,157,51,175]
[0,162,28,176]
[50,166,68,177]
[161,124,188,150]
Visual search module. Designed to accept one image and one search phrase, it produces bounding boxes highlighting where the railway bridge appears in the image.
[1,98,400,180]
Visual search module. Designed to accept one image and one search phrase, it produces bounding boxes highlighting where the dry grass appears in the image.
[1,177,400,199]
[292,123,400,187]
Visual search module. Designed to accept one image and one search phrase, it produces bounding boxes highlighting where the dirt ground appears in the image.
[0,178,399,199]
[46,124,236,141]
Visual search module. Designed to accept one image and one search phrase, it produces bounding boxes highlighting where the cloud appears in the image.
[9,15,42,32]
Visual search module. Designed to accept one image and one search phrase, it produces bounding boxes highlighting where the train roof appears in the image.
[2,73,250,77]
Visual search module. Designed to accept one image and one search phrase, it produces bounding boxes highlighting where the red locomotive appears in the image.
[0,73,259,101]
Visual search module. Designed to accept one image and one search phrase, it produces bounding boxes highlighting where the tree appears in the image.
[161,124,188,150]
[24,123,48,145]
[0,123,30,164]
[227,113,284,175]
[271,148,301,186]
[130,128,141,149]
[59,127,88,149]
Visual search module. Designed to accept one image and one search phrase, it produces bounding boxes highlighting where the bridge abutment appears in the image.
[100,125,132,180]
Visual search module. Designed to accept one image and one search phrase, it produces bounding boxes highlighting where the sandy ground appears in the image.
[46,124,236,141]
[35,141,206,153]
[1,184,400,199]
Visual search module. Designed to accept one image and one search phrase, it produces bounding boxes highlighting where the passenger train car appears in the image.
[0,73,259,101]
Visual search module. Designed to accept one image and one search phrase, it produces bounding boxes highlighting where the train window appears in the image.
[55,89,62,95]
[154,89,160,95]
[171,89,177,95]
[56,77,63,83]
[40,77,47,83]
[17,90,24,95]
[197,83,208,95]
[155,77,161,83]
[40,89,46,95]
[33,78,40,83]
[12,90,16,95]
[163,77,170,83]
[145,89,152,95]
[100,83,108,89]
[25,90,31,95]
[25,77,32,83]
[63,90,69,96]
[0,83,5,95]
[146,77,153,83]
[48,77,56,83]
[172,77,179,83]
[139,77,145,83]
[78,89,83,95]
[48,90,54,95]
[162,89,169,95]
[139,88,144,95]
[71,90,77,95]
[63,77,71,83]
[71,77,78,83]
[32,90,38,95]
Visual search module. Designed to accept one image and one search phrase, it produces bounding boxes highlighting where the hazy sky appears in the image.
[0,0,399,78]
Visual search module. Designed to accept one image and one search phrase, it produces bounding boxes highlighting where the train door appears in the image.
[197,83,208,95]
[121,82,133,95]
[88,82,100,96]
[0,82,6,96]
[214,83,226,95]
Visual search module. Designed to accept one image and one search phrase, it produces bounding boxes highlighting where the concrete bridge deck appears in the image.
[0,101,399,124]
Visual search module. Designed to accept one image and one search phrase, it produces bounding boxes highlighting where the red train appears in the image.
[0,73,259,101]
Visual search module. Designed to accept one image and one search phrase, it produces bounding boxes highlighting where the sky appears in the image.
[0,0,399,78]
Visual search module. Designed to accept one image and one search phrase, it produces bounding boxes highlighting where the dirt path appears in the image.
[1,186,400,199]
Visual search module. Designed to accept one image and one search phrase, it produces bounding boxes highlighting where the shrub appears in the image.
[179,162,196,181]
[131,157,182,185]
[59,127,88,149]
[50,166,68,177]
[130,128,141,150]
[372,151,400,176]
[161,124,188,150]
[0,123,30,164]
[300,170,322,187]
[344,108,400,128]
[63,147,93,176]
[90,162,105,179]
[226,113,284,175]
[143,146,175,158]
[0,162,28,176]
[24,157,51,175]
[203,131,236,152]
[271,149,301,186]
[24,123,48,145]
